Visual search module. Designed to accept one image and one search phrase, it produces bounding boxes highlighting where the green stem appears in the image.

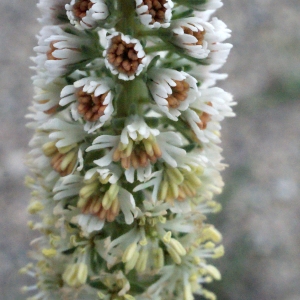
[145,44,171,54]
[116,79,149,118]
[115,0,135,34]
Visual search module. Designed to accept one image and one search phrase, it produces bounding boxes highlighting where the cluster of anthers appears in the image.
[23,0,235,299]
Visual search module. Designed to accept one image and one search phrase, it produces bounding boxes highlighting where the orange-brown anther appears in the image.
[166,80,190,108]
[107,35,144,76]
[81,195,120,222]
[47,41,60,61]
[113,142,162,170]
[198,102,212,130]
[182,26,206,46]
[73,0,93,19]
[50,150,78,177]
[138,0,167,24]
[38,99,59,114]
[76,88,108,122]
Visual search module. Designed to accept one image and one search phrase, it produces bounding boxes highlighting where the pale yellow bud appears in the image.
[102,192,113,210]
[125,251,139,273]
[62,263,88,288]
[169,238,186,256]
[58,143,77,154]
[153,248,164,270]
[122,243,137,263]
[212,245,225,258]
[139,237,148,246]
[166,167,184,184]
[28,201,44,214]
[169,182,179,198]
[107,184,120,200]
[42,248,57,258]
[42,141,57,157]
[135,249,148,273]
[202,226,222,243]
[27,221,34,229]
[184,282,193,300]
[206,265,221,280]
[60,150,76,171]
[143,139,154,156]
[203,289,217,300]
[158,180,168,200]
[79,182,99,199]
[162,231,172,243]
[167,247,182,264]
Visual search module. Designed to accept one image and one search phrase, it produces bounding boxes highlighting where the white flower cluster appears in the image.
[24,0,235,299]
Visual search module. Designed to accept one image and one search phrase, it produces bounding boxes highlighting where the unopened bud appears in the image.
[122,243,137,263]
[169,238,186,256]
[135,249,148,273]
[206,265,221,280]
[28,201,44,214]
[42,248,57,258]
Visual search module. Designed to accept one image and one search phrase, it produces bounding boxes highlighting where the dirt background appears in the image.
[0,1,299,299]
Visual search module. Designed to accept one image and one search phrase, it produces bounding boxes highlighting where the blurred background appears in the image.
[0,0,299,299]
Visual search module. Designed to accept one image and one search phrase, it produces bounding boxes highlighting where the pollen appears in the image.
[76,88,108,122]
[137,0,168,24]
[183,26,206,46]
[106,35,144,77]
[73,0,93,19]
[166,80,190,108]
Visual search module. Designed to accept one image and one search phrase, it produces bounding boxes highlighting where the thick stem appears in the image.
[116,0,135,34]
[116,79,149,117]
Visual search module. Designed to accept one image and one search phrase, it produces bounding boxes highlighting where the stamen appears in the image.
[182,26,206,46]
[76,87,108,122]
[113,138,162,169]
[166,80,190,108]
[107,35,144,76]
[137,0,168,24]
[197,102,212,130]
[73,0,93,19]
[46,41,60,60]
[43,142,78,176]
[81,195,120,222]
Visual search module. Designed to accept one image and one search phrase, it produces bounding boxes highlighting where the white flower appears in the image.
[33,25,94,80]
[171,17,231,61]
[84,164,122,185]
[66,0,109,30]
[190,63,228,89]
[182,87,235,143]
[148,68,198,121]
[103,32,146,81]
[37,0,70,25]
[135,0,174,29]
[60,76,114,133]
[73,187,137,236]
[32,74,67,114]
[41,116,87,148]
[87,115,186,182]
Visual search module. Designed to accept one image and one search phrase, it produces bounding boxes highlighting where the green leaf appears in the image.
[88,279,107,290]
[62,247,77,255]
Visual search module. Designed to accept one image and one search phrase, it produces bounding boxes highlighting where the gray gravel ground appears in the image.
[0,1,299,299]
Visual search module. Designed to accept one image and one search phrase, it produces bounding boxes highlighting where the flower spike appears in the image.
[24,0,234,299]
